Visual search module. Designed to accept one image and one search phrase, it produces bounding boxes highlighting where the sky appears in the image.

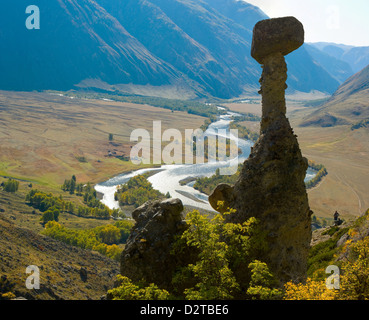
[244,0,369,47]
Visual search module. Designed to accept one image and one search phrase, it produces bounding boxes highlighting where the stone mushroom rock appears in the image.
[209,17,312,286]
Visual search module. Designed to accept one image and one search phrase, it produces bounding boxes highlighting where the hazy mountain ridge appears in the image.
[300,63,369,127]
[305,44,354,84]
[0,0,348,98]
[309,42,369,74]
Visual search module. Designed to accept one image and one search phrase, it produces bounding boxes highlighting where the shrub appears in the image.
[284,278,337,300]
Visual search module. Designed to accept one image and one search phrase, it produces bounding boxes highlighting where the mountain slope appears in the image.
[300,64,369,127]
[0,0,341,98]
[95,0,227,98]
[202,0,268,31]
[97,0,262,98]
[0,0,189,92]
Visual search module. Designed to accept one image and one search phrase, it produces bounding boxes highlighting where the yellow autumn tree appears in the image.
[339,237,369,300]
[284,278,338,300]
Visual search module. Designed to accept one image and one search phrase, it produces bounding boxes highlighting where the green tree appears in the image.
[175,208,264,300]
[40,207,60,224]
[62,175,77,194]
[115,175,166,208]
[95,225,121,245]
[3,179,19,193]
[246,260,283,300]
[69,178,76,194]
[114,220,134,243]
[42,222,125,261]
[109,133,114,141]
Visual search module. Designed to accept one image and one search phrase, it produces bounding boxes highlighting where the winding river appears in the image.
[95,112,317,212]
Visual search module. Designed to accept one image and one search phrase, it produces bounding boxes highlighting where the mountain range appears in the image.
[309,42,369,74]
[0,0,367,99]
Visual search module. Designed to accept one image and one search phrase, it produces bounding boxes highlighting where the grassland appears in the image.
[290,101,369,221]
[0,90,205,190]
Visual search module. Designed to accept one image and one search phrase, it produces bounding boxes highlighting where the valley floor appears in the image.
[1,90,368,221]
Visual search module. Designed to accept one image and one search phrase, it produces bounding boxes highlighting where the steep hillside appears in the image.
[0,0,340,98]
[0,213,119,300]
[203,0,267,28]
[96,0,262,98]
[300,64,369,127]
[96,0,241,98]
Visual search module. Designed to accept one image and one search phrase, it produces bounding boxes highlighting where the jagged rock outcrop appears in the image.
[120,198,189,290]
[209,17,312,285]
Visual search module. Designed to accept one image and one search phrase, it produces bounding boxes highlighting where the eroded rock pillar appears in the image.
[209,17,312,286]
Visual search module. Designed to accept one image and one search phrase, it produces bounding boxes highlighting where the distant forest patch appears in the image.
[50,90,225,118]
[305,160,328,190]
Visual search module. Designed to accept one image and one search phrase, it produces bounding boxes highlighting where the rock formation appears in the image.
[209,17,312,285]
[120,198,190,290]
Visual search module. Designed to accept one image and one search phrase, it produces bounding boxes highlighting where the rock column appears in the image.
[209,17,312,285]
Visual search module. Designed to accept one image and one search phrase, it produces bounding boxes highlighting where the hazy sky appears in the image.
[244,0,369,46]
